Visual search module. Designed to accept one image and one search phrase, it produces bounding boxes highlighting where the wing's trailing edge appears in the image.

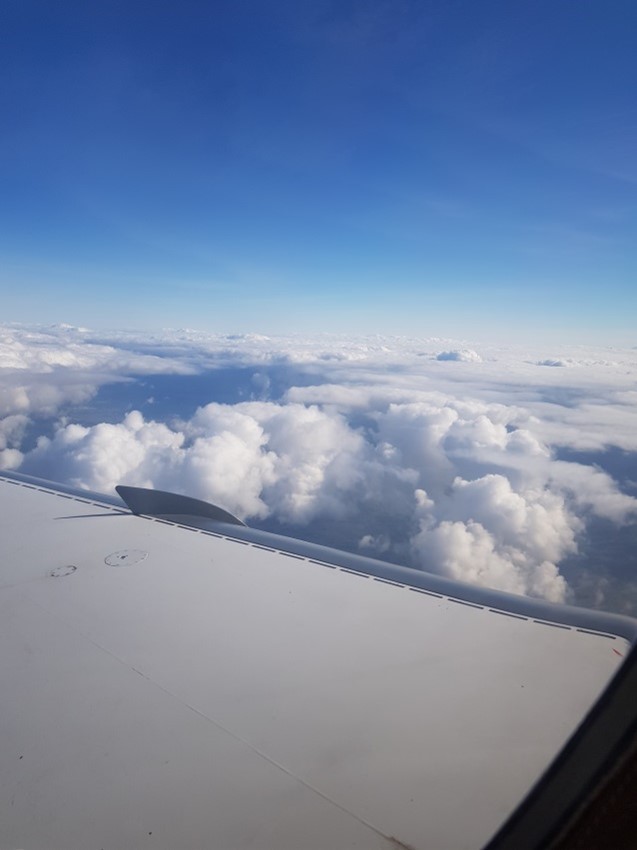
[485,639,637,850]
[1,469,636,850]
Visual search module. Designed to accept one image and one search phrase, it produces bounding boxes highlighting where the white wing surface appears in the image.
[0,471,635,850]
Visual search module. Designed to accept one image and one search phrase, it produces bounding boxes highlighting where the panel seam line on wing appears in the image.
[21,589,412,850]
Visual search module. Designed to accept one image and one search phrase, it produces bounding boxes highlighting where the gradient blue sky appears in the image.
[1,0,635,341]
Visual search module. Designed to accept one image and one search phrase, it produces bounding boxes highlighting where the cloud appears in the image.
[0,325,196,378]
[0,414,28,450]
[18,393,636,606]
[0,413,28,470]
[410,475,577,602]
[22,411,183,493]
[436,349,482,362]
[549,461,637,523]
[412,517,569,603]
[0,323,199,470]
[5,323,637,608]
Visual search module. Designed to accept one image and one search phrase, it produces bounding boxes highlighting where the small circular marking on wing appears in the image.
[105,549,149,567]
[49,565,77,578]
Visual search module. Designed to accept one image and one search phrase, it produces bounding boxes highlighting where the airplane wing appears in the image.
[1,469,635,850]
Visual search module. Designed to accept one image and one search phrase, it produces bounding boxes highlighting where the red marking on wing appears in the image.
[612,648,624,657]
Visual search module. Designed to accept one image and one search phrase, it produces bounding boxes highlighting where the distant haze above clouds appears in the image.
[2,324,637,615]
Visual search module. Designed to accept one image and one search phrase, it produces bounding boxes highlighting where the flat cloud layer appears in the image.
[3,324,637,610]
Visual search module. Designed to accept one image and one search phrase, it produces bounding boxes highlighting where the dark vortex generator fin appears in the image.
[116,485,246,527]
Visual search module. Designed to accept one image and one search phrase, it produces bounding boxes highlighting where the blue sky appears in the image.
[1,0,635,340]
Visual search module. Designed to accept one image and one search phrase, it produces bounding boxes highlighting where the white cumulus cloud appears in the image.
[5,324,637,609]
[436,349,482,362]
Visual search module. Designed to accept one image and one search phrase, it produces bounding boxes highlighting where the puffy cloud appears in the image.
[529,399,637,453]
[18,391,635,606]
[0,325,201,474]
[410,475,578,603]
[22,411,184,493]
[0,413,28,470]
[366,401,589,603]
[0,374,100,419]
[20,402,370,524]
[0,325,195,378]
[0,325,197,425]
[0,414,28,450]
[358,534,391,554]
[5,324,637,608]
[548,461,637,524]
[412,518,567,602]
[436,349,482,363]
